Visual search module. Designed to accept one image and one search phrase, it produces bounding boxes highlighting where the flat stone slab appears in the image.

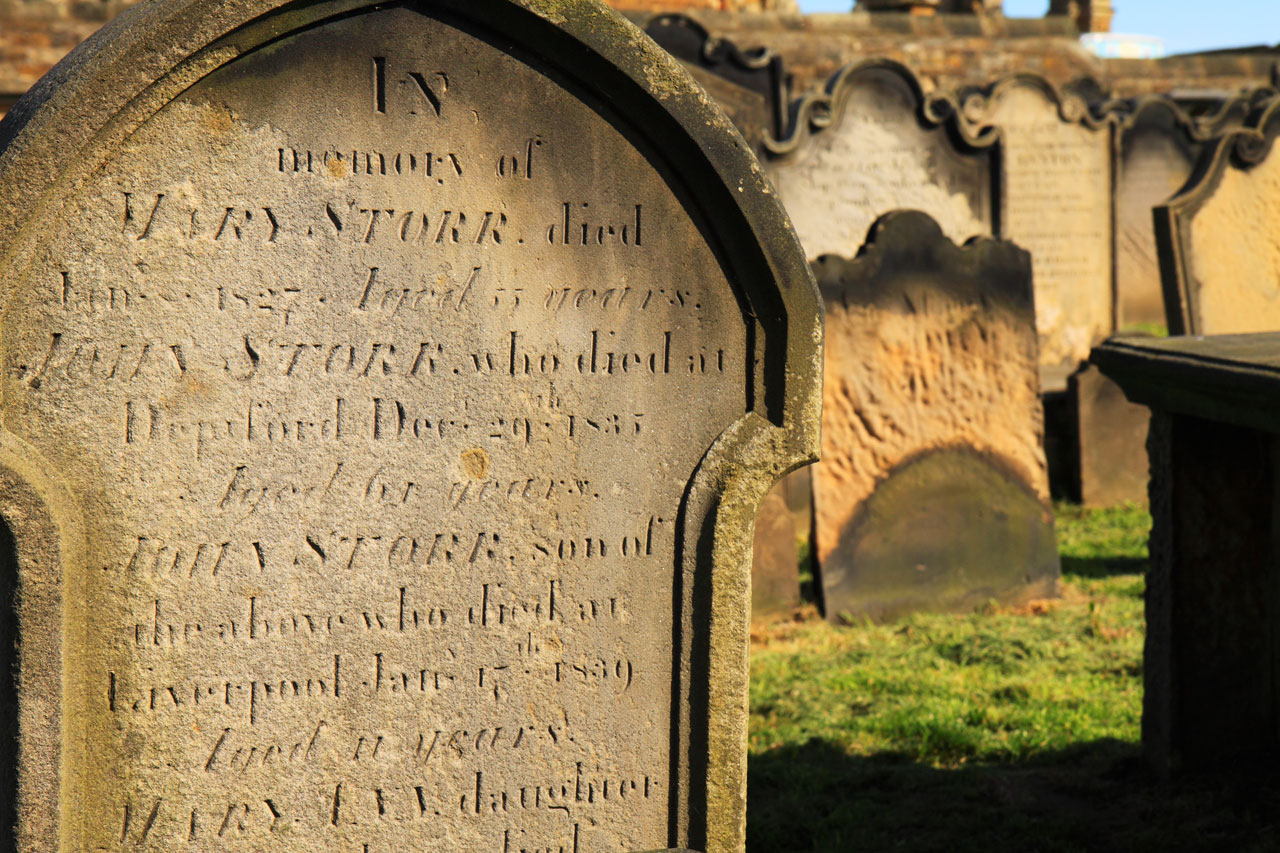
[1092,333,1280,432]
[1093,331,1280,774]
[0,2,822,850]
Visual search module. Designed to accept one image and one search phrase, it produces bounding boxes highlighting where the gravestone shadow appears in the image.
[748,738,1280,852]
[1059,556,1147,579]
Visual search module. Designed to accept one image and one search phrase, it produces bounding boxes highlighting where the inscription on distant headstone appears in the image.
[964,77,1112,378]
[766,62,996,261]
[0,2,822,851]
[812,211,1058,624]
[1157,99,1280,336]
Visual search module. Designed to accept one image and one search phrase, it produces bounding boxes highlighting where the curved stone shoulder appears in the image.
[637,12,789,141]
[766,58,995,157]
[638,12,781,75]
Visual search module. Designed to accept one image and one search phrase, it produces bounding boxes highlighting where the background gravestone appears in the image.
[766,60,997,261]
[1059,94,1257,508]
[1111,94,1260,332]
[812,210,1058,624]
[750,487,800,624]
[961,75,1112,389]
[0,2,822,851]
[1156,96,1280,336]
[640,13,788,151]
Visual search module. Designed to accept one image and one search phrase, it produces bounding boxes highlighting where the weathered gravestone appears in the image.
[812,210,1058,624]
[1110,94,1260,332]
[0,2,822,851]
[960,75,1112,389]
[1056,96,1234,508]
[1067,362,1150,507]
[1156,97,1280,336]
[766,60,997,261]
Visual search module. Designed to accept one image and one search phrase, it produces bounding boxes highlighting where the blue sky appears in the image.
[796,0,1280,55]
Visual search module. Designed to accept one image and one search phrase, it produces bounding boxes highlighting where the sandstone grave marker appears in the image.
[766,61,997,262]
[961,75,1112,385]
[0,2,822,851]
[812,211,1058,624]
[1156,96,1280,336]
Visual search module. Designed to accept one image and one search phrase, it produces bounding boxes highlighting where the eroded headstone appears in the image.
[812,211,1058,624]
[766,61,996,261]
[0,2,822,851]
[1156,97,1280,336]
[962,76,1112,383]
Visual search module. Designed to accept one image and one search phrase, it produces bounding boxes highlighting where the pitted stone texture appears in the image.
[812,210,1057,623]
[767,62,995,261]
[0,2,822,851]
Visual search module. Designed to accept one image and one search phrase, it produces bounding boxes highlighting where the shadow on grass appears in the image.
[748,738,1280,852]
[1060,555,1148,580]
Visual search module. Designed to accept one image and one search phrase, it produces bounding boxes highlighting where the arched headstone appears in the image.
[0,2,821,850]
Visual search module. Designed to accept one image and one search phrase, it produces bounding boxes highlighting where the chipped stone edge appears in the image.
[0,2,823,852]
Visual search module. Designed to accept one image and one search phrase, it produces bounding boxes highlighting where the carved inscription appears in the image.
[986,85,1113,369]
[1,8,748,851]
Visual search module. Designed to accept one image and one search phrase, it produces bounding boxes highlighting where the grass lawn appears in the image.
[747,503,1280,852]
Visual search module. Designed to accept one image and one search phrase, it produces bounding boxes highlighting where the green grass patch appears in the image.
[747,503,1280,851]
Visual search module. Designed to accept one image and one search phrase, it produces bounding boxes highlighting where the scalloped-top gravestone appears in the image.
[1157,97,1280,337]
[812,211,1058,624]
[1112,94,1258,332]
[0,2,821,851]
[766,61,997,261]
[962,76,1112,385]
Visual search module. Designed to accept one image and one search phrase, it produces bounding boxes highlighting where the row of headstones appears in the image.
[649,13,1280,625]
[4,2,1276,847]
